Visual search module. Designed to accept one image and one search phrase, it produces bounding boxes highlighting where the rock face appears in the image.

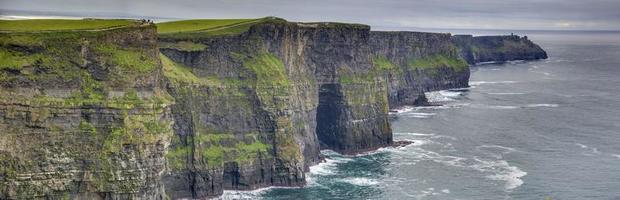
[0,23,174,199]
[370,31,470,108]
[0,18,548,199]
[159,19,391,198]
[452,34,548,64]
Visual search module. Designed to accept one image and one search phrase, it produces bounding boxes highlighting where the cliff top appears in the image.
[0,19,141,32]
[157,18,261,34]
[157,17,370,40]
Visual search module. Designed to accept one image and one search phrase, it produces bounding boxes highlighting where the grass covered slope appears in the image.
[157,19,258,33]
[157,18,263,39]
[0,19,136,32]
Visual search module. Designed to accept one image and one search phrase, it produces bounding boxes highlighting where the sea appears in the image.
[220,30,620,199]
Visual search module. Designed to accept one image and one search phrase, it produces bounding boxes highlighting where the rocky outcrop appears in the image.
[452,34,548,64]
[370,31,470,108]
[0,23,174,199]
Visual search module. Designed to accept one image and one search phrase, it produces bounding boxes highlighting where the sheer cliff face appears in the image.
[370,31,470,108]
[159,20,391,198]
[452,34,548,64]
[0,24,174,199]
[0,18,548,199]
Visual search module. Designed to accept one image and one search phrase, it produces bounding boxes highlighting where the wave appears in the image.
[575,143,601,155]
[525,104,559,108]
[487,92,526,95]
[401,112,437,119]
[426,90,460,102]
[341,177,379,186]
[480,159,527,191]
[477,145,517,159]
[469,81,518,86]
[308,150,353,177]
[384,135,527,191]
[612,154,620,159]
[389,106,415,114]
[395,132,435,137]
[470,104,519,110]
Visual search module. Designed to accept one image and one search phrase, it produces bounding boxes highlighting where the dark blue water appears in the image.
[221,31,620,200]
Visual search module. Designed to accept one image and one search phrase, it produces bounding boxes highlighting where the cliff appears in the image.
[0,20,174,199]
[0,18,548,199]
[452,34,548,64]
[158,18,391,198]
[370,31,470,108]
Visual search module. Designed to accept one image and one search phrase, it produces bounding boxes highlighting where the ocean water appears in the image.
[221,31,620,200]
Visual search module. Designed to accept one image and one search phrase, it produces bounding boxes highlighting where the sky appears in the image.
[1,0,619,31]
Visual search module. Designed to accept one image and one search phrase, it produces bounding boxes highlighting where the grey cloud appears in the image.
[1,0,619,30]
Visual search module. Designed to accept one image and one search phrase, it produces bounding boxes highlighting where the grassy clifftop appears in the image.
[157,18,270,39]
[0,19,137,32]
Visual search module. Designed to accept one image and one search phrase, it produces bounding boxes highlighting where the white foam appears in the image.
[389,106,415,114]
[471,158,527,191]
[395,132,436,137]
[341,177,379,186]
[575,143,601,155]
[480,105,519,110]
[401,112,437,119]
[308,150,353,176]
[487,92,526,95]
[612,154,620,159]
[441,189,451,194]
[469,81,517,86]
[477,145,517,153]
[439,90,463,98]
[425,90,466,103]
[525,104,559,108]
[477,145,517,159]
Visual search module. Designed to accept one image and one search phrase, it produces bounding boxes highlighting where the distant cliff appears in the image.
[0,18,548,199]
[370,31,470,108]
[452,34,548,64]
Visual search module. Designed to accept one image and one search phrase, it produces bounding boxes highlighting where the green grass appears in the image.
[241,53,289,87]
[373,56,398,71]
[0,49,42,70]
[157,19,258,34]
[159,41,207,51]
[408,55,469,72]
[0,19,135,32]
[95,44,158,74]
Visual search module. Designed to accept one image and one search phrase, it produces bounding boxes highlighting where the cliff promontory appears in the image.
[452,34,548,64]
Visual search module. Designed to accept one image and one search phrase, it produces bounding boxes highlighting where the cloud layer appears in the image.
[1,0,619,30]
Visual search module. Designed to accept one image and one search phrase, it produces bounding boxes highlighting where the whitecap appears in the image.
[308,150,353,176]
[487,92,526,95]
[525,104,559,108]
[575,143,601,155]
[389,106,415,114]
[341,177,379,186]
[612,154,620,159]
[441,189,450,194]
[476,105,519,110]
[395,132,436,137]
[477,145,517,159]
[477,145,517,153]
[401,112,437,119]
[471,158,527,191]
[469,81,517,86]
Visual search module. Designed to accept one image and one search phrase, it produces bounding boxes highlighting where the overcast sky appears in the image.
[1,0,619,30]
